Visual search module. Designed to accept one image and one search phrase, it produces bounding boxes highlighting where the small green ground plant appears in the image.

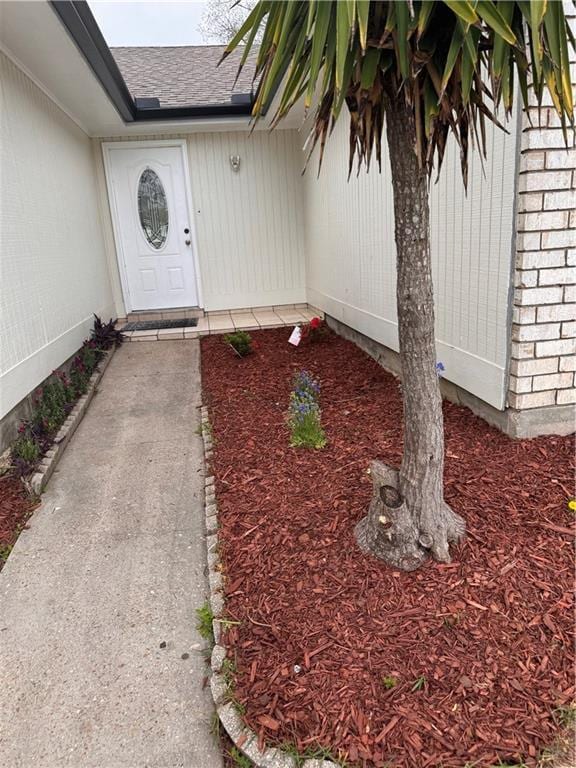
[0,543,14,565]
[221,656,236,686]
[553,704,576,727]
[226,746,253,768]
[210,710,221,739]
[195,601,214,644]
[281,742,349,767]
[288,370,326,450]
[411,675,427,692]
[224,331,252,357]
[540,705,576,767]
[218,654,246,715]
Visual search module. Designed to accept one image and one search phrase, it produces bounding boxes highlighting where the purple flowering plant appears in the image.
[288,370,326,449]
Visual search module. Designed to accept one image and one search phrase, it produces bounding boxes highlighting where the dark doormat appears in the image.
[122,318,199,331]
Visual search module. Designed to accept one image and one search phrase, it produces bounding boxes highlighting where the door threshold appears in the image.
[122,317,199,332]
[126,307,204,323]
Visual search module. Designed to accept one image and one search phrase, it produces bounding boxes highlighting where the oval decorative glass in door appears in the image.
[137,168,169,249]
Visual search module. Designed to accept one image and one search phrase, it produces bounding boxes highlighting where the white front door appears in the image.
[105,143,198,311]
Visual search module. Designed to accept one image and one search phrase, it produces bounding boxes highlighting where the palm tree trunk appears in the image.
[355,96,465,570]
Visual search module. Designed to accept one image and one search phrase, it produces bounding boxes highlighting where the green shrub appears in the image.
[223,331,252,357]
[69,342,100,397]
[32,376,69,434]
[12,435,40,464]
[80,342,99,373]
[70,364,89,396]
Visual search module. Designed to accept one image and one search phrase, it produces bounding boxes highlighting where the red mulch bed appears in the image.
[0,472,39,569]
[201,328,575,768]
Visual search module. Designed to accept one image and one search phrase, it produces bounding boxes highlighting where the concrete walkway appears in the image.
[0,342,221,768]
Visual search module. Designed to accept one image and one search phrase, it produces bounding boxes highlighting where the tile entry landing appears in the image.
[122,304,324,342]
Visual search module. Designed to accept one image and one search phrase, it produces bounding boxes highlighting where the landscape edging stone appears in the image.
[199,404,337,768]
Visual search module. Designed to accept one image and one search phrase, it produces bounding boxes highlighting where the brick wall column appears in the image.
[508,4,575,412]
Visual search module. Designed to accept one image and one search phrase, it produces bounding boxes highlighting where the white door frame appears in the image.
[102,139,204,314]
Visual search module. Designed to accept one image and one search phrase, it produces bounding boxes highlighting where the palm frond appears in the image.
[222,0,574,183]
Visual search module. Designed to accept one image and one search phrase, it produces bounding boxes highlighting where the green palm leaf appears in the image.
[222,0,574,181]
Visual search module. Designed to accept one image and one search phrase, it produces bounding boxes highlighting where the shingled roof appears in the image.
[111,45,256,108]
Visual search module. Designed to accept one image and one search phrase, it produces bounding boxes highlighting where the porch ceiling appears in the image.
[0,0,124,136]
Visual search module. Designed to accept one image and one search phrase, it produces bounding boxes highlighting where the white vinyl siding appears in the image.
[187,130,306,310]
[0,52,114,419]
[303,112,519,409]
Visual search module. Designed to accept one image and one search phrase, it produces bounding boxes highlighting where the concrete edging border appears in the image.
[199,405,337,768]
[28,347,116,495]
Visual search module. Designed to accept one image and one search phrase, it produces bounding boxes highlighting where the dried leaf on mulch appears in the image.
[201,328,575,768]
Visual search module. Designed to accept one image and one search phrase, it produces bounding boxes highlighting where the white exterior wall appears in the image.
[303,112,519,409]
[96,130,306,315]
[0,52,114,419]
[187,131,305,311]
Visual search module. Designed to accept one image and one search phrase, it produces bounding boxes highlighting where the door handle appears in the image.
[185,239,191,246]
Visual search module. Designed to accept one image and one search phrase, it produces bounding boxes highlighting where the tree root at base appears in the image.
[355,460,466,571]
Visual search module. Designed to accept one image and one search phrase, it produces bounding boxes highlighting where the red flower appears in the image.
[310,317,321,329]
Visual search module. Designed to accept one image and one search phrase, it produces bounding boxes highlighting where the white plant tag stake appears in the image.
[288,325,302,346]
